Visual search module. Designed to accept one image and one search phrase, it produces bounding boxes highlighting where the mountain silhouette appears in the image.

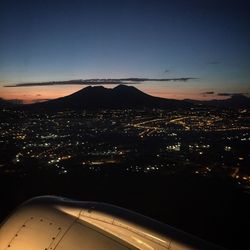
[185,94,250,109]
[29,85,191,110]
[0,98,23,108]
[4,86,249,111]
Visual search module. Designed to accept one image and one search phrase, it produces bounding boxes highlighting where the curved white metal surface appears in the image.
[0,196,223,250]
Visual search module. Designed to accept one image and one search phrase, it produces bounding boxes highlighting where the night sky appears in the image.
[0,0,250,103]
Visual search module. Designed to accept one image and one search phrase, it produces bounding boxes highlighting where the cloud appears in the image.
[217,93,232,96]
[201,91,214,95]
[32,98,52,103]
[217,92,249,97]
[164,69,170,73]
[36,94,42,96]
[4,77,197,87]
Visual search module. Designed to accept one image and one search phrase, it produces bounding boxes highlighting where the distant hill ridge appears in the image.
[28,85,191,110]
[1,85,250,110]
[185,94,250,109]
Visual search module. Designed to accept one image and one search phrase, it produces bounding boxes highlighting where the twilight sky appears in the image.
[0,0,250,103]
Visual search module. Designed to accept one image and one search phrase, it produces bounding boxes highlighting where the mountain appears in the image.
[0,98,11,108]
[185,94,250,109]
[28,85,191,110]
[7,86,249,111]
[0,98,23,108]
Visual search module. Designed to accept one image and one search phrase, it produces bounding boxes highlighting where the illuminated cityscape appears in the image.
[1,107,249,185]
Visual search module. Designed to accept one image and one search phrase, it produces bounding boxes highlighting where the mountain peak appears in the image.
[84,85,105,90]
[113,84,143,94]
[113,84,129,89]
[28,85,190,110]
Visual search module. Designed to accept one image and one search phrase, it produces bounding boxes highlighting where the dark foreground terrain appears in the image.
[0,170,249,250]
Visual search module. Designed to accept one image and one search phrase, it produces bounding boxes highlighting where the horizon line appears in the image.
[1,84,248,105]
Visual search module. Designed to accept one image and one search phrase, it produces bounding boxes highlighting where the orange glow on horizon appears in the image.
[0,85,83,104]
[0,84,228,103]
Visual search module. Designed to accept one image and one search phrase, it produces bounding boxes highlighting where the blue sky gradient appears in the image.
[0,0,249,101]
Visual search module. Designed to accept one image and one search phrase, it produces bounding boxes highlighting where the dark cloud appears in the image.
[217,93,232,96]
[32,98,52,103]
[164,69,170,73]
[4,77,197,87]
[217,92,249,97]
[202,91,214,95]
